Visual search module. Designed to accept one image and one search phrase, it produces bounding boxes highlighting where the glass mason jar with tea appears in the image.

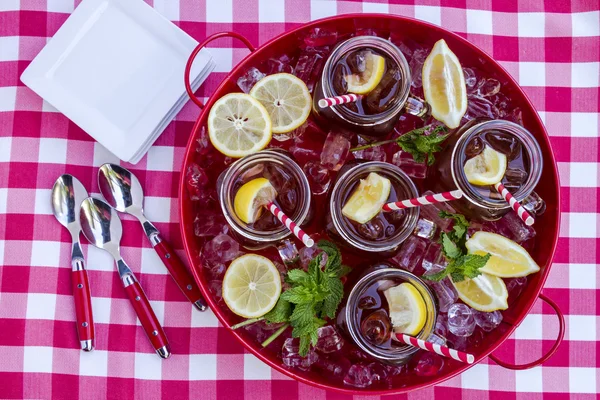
[327,161,419,256]
[430,119,543,221]
[217,149,313,263]
[312,35,427,137]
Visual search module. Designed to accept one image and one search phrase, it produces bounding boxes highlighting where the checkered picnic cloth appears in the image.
[0,0,598,398]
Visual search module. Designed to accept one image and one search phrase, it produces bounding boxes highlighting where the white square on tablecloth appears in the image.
[0,137,11,162]
[47,0,75,13]
[153,0,180,21]
[515,367,543,392]
[518,62,546,87]
[570,112,598,137]
[91,297,112,324]
[572,11,600,37]
[31,240,61,267]
[38,138,68,164]
[0,87,17,112]
[461,363,489,390]
[568,315,596,341]
[146,146,174,172]
[144,196,172,223]
[26,293,57,320]
[415,6,441,26]
[189,354,217,380]
[244,354,272,380]
[466,9,493,35]
[80,349,108,376]
[135,352,162,380]
[149,300,165,326]
[514,313,542,340]
[140,248,167,275]
[259,0,285,23]
[568,212,597,238]
[86,245,115,272]
[518,13,545,37]
[209,48,234,73]
[24,346,53,373]
[569,264,597,289]
[571,62,600,88]
[0,240,5,266]
[0,37,19,62]
[191,307,219,328]
[569,163,598,187]
[0,0,19,11]
[569,367,597,393]
[0,188,7,214]
[206,0,232,23]
[310,0,336,21]
[362,2,389,13]
[34,189,53,215]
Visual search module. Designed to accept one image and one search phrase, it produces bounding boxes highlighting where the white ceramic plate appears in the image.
[21,0,213,162]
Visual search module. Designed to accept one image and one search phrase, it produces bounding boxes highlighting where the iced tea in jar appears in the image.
[313,36,426,137]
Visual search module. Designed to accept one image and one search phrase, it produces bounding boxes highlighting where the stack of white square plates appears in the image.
[21,0,214,164]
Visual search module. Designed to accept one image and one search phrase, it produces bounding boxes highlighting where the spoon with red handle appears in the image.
[80,197,170,358]
[98,163,207,311]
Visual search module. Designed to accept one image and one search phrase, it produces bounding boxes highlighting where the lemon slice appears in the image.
[234,178,277,224]
[249,73,312,134]
[345,52,386,94]
[222,254,282,318]
[383,283,427,336]
[207,93,272,158]
[341,172,391,224]
[466,231,540,278]
[422,39,467,128]
[464,145,507,186]
[451,273,508,312]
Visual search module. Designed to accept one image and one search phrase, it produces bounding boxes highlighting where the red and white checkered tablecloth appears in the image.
[1,0,599,398]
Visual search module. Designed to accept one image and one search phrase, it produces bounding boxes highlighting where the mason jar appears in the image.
[327,161,419,256]
[313,35,427,137]
[217,149,312,263]
[340,266,438,365]
[430,119,543,221]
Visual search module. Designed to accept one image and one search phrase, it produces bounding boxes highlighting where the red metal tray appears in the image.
[179,14,564,395]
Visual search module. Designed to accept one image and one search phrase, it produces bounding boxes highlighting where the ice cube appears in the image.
[390,235,427,272]
[414,352,444,377]
[237,67,266,93]
[465,136,484,158]
[343,364,377,388]
[507,107,524,126]
[207,280,223,303]
[282,338,318,371]
[315,326,344,353]
[409,48,428,89]
[364,65,402,114]
[320,131,351,171]
[418,191,457,232]
[391,151,427,179]
[194,211,229,238]
[315,356,350,378]
[485,131,521,159]
[507,277,528,301]
[522,191,546,216]
[298,245,326,270]
[447,303,476,337]
[265,54,294,74]
[302,28,338,47]
[434,313,448,337]
[202,234,241,266]
[353,142,387,162]
[358,219,385,240]
[504,168,528,185]
[358,296,379,310]
[477,78,501,97]
[463,68,477,91]
[303,161,331,195]
[465,95,500,120]
[185,163,210,201]
[414,218,436,239]
[360,309,392,346]
[421,243,447,272]
[294,47,328,92]
[430,278,458,313]
[473,310,503,332]
[492,212,536,243]
[196,126,211,156]
[428,333,447,346]
[277,239,299,265]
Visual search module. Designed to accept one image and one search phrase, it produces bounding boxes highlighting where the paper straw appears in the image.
[394,333,475,364]
[494,183,534,226]
[382,190,463,212]
[318,94,362,108]
[267,202,314,247]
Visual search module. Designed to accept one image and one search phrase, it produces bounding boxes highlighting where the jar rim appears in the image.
[321,36,411,127]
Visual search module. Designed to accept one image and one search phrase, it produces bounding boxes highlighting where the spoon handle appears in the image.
[71,263,95,351]
[123,278,170,359]
[153,238,207,311]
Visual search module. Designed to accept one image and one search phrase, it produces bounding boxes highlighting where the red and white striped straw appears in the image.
[382,190,463,212]
[494,183,534,226]
[394,333,475,364]
[267,202,314,247]
[318,94,362,108]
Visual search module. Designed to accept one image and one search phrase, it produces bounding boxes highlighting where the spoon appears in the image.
[98,163,207,311]
[51,174,95,352]
[79,197,170,359]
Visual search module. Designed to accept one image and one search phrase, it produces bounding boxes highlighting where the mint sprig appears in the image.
[424,211,490,282]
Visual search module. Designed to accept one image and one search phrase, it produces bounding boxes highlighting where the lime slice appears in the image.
[422,39,467,128]
[345,52,386,95]
[464,145,507,186]
[341,172,391,224]
[207,93,272,158]
[383,283,427,336]
[451,273,508,312]
[250,73,312,134]
[222,254,282,318]
[233,178,277,224]
[467,231,540,278]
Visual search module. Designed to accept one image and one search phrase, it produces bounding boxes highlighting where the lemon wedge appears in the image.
[249,73,312,134]
[383,283,427,336]
[222,254,282,318]
[341,172,391,224]
[234,178,277,224]
[207,93,272,158]
[422,39,467,128]
[345,52,386,94]
[451,273,508,312]
[466,231,540,278]
[464,145,507,186]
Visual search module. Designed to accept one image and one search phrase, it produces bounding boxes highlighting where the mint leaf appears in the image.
[422,268,450,282]
[289,302,314,329]
[397,124,449,166]
[462,253,491,280]
[281,286,314,304]
[441,232,461,259]
[286,269,309,284]
[340,264,352,277]
[299,335,311,356]
[264,298,291,324]
[321,278,343,319]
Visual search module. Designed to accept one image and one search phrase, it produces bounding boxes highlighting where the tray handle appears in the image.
[185,32,256,109]
[489,293,565,370]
